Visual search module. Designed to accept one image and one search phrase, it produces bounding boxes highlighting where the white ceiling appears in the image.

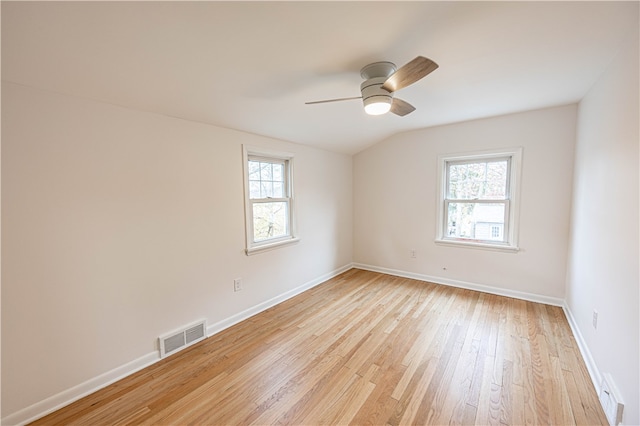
[2,1,638,154]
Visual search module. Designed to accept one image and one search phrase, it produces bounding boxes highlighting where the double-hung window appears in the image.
[243,146,297,254]
[436,148,522,251]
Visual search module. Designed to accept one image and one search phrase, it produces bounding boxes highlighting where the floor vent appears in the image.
[600,373,624,425]
[158,319,207,358]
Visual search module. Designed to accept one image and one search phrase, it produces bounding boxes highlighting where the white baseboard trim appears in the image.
[352,263,564,306]
[206,263,354,336]
[1,351,160,426]
[1,263,353,426]
[562,302,602,393]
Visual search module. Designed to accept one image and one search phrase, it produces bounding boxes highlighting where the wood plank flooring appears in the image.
[31,269,608,425]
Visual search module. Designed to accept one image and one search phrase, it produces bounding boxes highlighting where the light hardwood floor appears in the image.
[31,269,608,425]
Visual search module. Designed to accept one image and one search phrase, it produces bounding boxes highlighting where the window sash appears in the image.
[445,157,511,201]
[442,199,510,244]
[249,198,291,244]
[248,156,289,200]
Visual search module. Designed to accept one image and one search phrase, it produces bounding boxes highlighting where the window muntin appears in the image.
[437,149,521,251]
[243,147,297,254]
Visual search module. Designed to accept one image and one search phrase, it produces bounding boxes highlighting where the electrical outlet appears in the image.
[234,278,242,292]
[592,310,598,329]
[409,249,416,258]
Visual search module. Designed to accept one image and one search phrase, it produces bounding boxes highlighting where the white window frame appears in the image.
[435,147,522,252]
[243,145,298,255]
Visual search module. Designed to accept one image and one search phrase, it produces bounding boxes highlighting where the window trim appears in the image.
[435,147,523,252]
[242,145,298,255]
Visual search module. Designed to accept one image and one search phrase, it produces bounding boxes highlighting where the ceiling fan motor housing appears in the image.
[360,61,397,79]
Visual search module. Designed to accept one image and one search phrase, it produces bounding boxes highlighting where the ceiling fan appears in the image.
[306,56,438,117]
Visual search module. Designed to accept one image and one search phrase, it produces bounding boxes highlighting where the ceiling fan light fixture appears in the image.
[361,76,392,115]
[363,96,392,115]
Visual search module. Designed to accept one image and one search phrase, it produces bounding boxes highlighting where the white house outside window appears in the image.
[243,146,298,254]
[436,148,522,252]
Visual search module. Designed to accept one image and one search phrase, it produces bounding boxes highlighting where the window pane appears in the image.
[249,181,261,199]
[273,182,284,198]
[447,202,506,241]
[253,202,289,242]
[448,160,507,200]
[248,161,261,180]
[485,161,508,199]
[272,163,283,181]
[448,163,483,199]
[260,162,272,180]
[261,182,273,198]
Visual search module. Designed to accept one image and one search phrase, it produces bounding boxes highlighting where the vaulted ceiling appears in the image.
[2,1,638,154]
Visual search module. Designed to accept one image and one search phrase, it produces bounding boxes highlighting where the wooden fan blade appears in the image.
[390,98,416,116]
[305,96,362,105]
[382,56,438,92]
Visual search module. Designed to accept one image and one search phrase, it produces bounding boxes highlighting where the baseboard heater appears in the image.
[158,319,207,358]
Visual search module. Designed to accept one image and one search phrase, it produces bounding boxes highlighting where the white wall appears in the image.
[1,82,353,420]
[566,27,639,425]
[354,105,577,300]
